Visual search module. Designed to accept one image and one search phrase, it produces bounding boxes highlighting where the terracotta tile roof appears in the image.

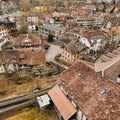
[0,50,19,64]
[48,85,77,120]
[14,15,26,22]
[103,16,120,27]
[56,61,120,120]
[70,27,88,35]
[18,49,46,65]
[95,48,120,73]
[104,60,120,81]
[12,34,42,47]
[65,40,86,55]
[70,4,93,19]
[83,30,106,45]
[26,12,41,17]
[83,30,106,40]
[104,26,120,37]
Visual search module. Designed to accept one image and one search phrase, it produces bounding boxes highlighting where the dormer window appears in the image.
[22,38,33,45]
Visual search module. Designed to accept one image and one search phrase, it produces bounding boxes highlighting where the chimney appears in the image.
[117,74,120,84]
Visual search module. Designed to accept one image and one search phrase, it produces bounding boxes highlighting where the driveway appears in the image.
[46,43,62,61]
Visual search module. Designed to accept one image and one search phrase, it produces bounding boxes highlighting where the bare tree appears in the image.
[0,51,18,74]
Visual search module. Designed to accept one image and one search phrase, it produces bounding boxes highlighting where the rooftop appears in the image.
[56,61,120,120]
[12,34,42,47]
[42,24,64,31]
[48,85,77,120]
[65,40,86,55]
[18,49,46,65]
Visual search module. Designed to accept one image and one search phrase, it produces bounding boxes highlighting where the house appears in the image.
[0,25,9,39]
[48,85,77,120]
[49,60,120,120]
[18,48,46,69]
[28,24,36,33]
[102,16,120,29]
[70,5,91,20]
[80,30,107,52]
[95,47,120,82]
[39,23,64,42]
[65,28,106,52]
[26,12,40,24]
[76,17,95,26]
[12,34,42,49]
[60,40,87,64]
[70,27,88,40]
[104,26,120,42]
[53,10,70,18]
[14,15,26,31]
[0,48,46,73]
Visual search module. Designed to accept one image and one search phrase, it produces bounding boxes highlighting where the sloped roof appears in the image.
[48,85,77,120]
[103,16,120,27]
[18,49,46,65]
[104,60,120,81]
[56,61,120,120]
[95,48,120,73]
[12,34,42,47]
[65,40,86,55]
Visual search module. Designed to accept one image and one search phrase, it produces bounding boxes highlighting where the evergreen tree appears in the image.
[48,34,53,42]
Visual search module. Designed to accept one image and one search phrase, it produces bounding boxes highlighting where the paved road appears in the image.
[46,43,69,69]
[51,60,69,69]
[46,43,62,61]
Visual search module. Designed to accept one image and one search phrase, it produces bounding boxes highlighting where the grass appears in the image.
[6,107,58,120]
[0,75,57,100]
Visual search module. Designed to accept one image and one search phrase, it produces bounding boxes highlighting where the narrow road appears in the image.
[51,60,69,69]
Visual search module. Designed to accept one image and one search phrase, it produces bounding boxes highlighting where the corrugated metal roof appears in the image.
[48,85,77,120]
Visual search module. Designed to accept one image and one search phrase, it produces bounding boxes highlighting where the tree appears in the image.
[102,1,106,12]
[47,33,53,42]
[18,23,28,34]
[0,10,3,15]
[96,7,99,12]
[1,41,12,50]
[0,51,18,75]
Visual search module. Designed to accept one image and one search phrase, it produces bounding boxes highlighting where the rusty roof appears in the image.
[104,60,120,81]
[56,61,120,120]
[48,85,77,120]
[12,34,42,47]
[65,40,86,55]
[18,49,46,65]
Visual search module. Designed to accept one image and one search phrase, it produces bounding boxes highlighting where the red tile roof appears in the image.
[104,60,120,81]
[56,61,120,120]
[12,34,42,47]
[48,85,77,120]
[65,40,86,55]
[103,16,120,27]
[18,49,46,65]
